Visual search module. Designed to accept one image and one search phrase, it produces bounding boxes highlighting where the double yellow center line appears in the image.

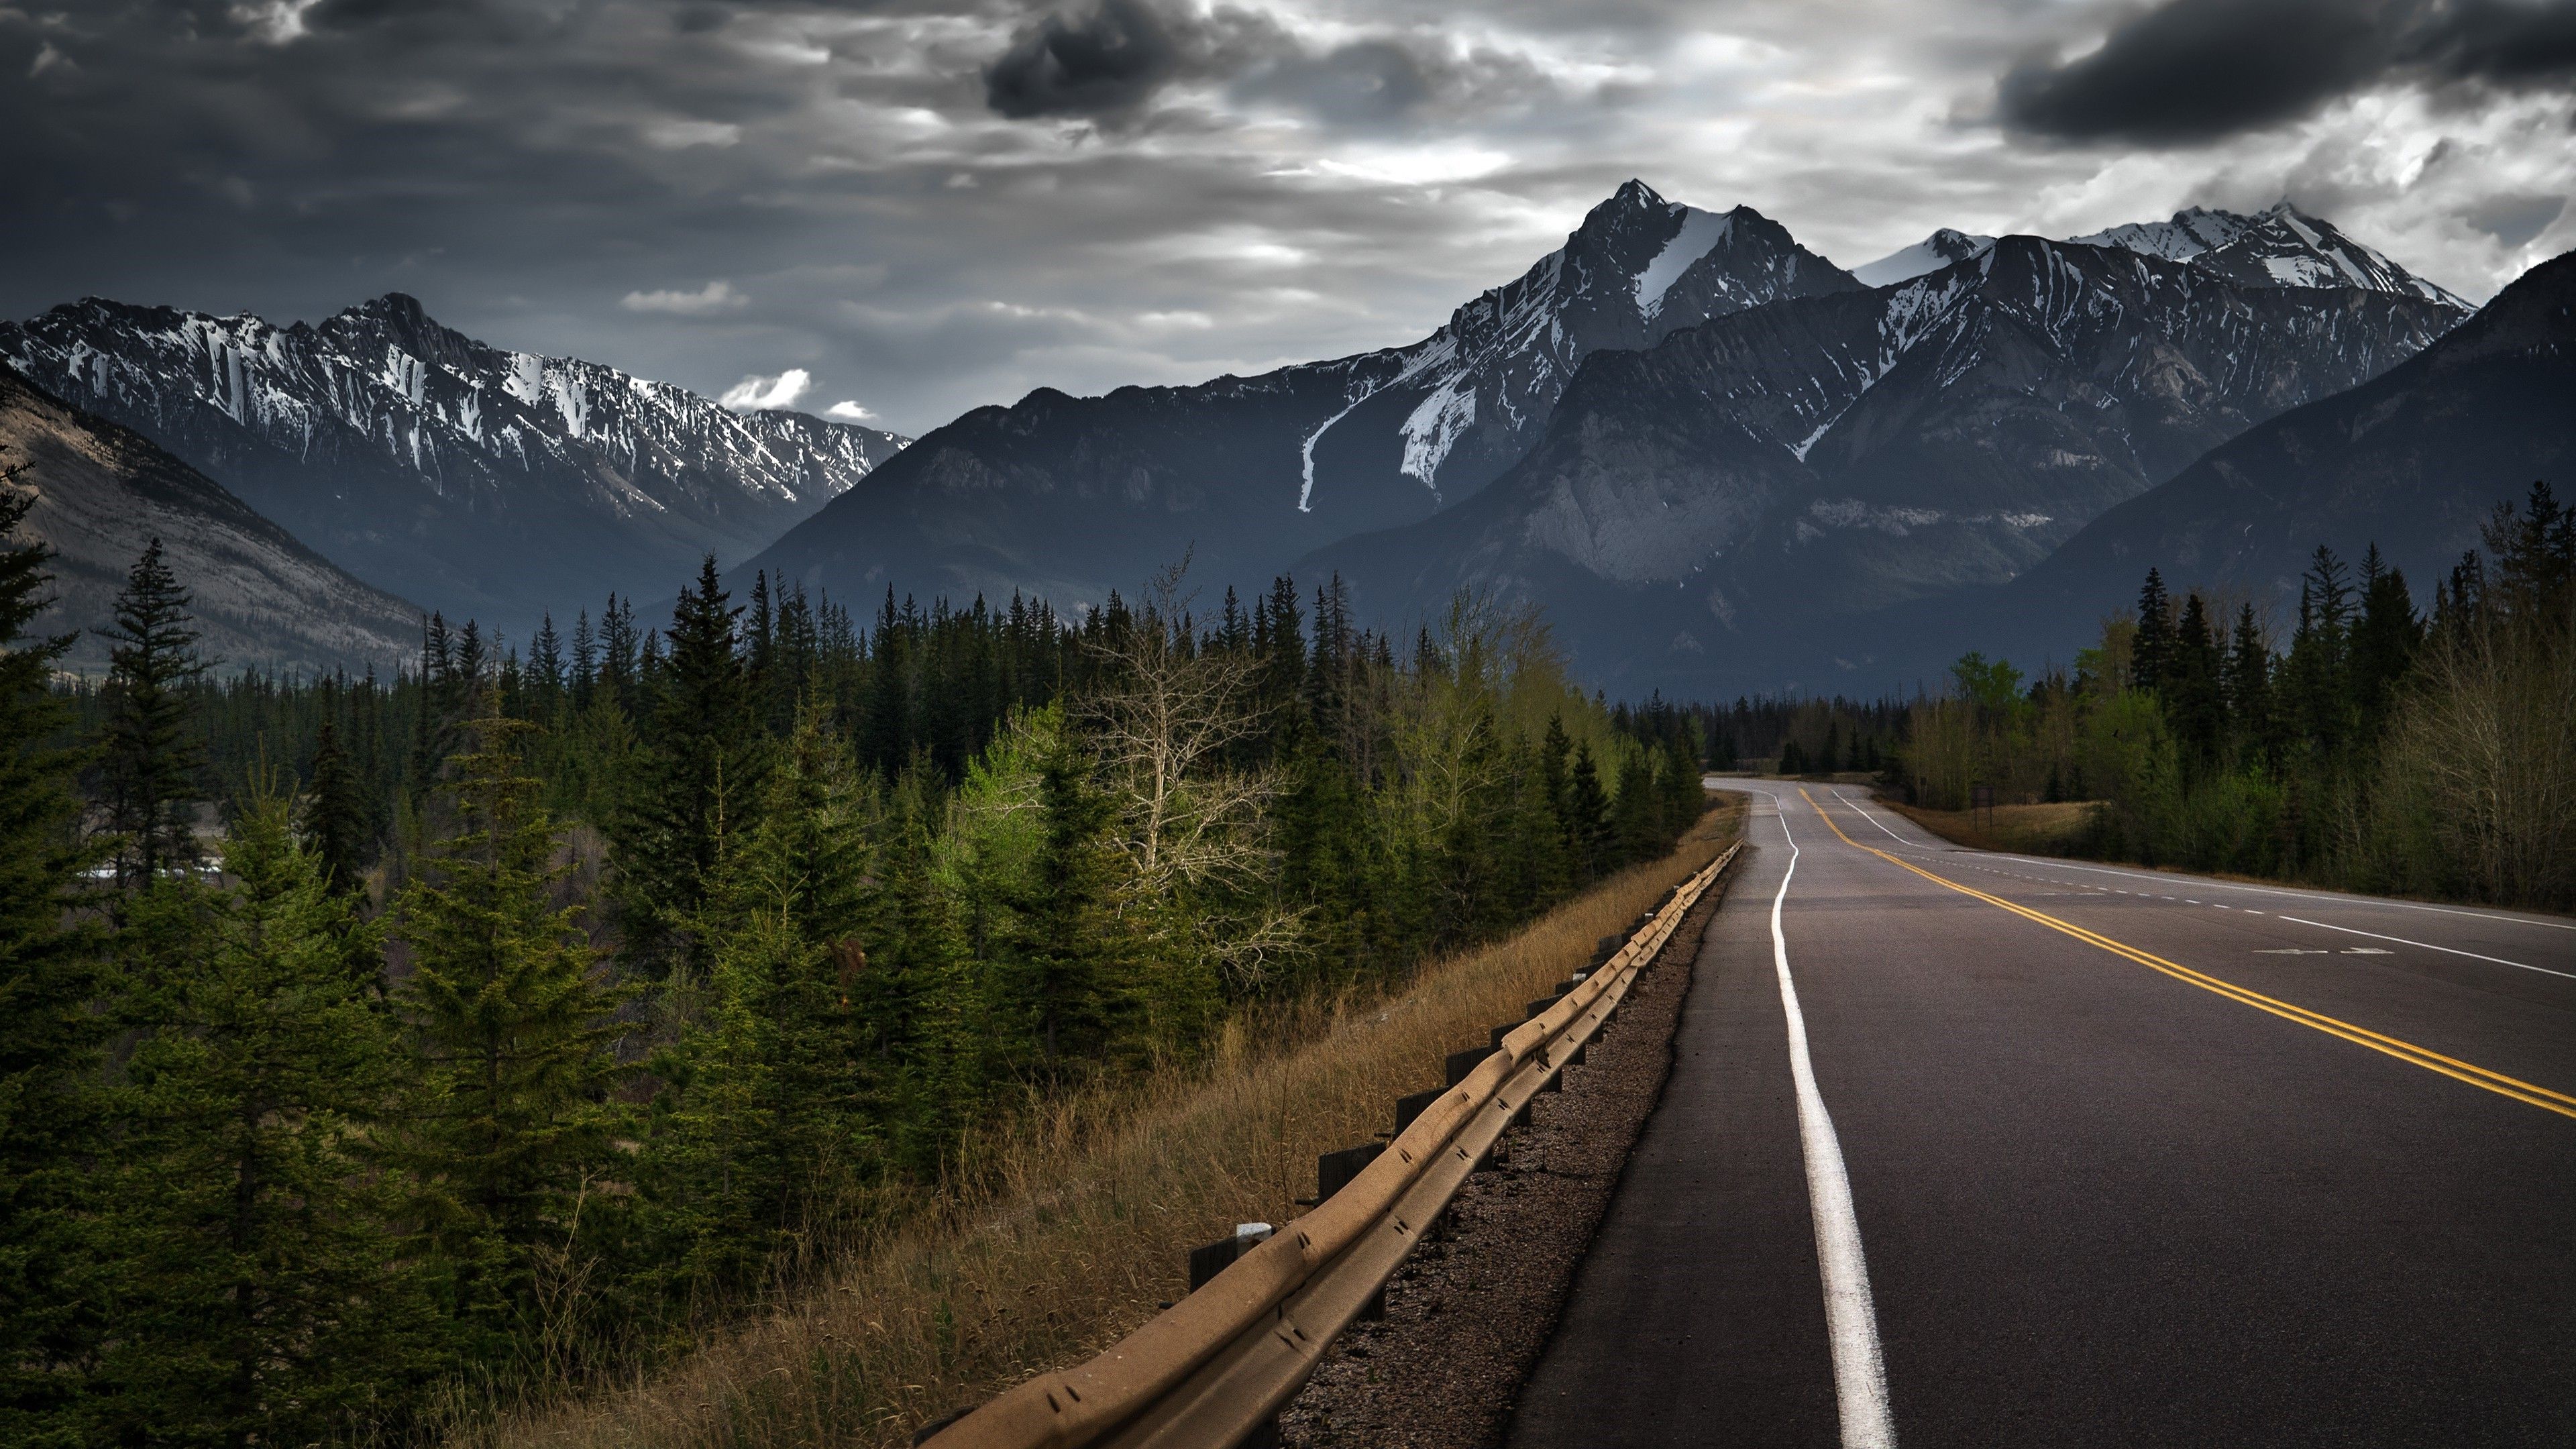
[1796,789,2576,1122]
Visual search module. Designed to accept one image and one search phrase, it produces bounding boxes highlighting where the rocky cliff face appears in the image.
[0,293,906,633]
[1935,247,2575,678]
[738,180,1862,610]
[0,368,421,676]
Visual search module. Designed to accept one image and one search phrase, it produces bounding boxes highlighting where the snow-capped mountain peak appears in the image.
[1295,180,1863,497]
[1851,228,1999,287]
[2072,203,2468,307]
[2068,205,2257,262]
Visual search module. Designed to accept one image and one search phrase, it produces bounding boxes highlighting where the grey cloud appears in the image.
[2467,191,2567,246]
[1999,0,2576,146]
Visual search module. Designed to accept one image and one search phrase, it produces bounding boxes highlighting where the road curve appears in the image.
[1509,786,2575,1448]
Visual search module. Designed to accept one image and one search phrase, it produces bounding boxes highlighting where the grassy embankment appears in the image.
[472,798,1746,1449]
[1882,798,2095,855]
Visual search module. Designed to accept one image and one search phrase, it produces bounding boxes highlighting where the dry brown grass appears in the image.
[467,800,1744,1449]
[1886,798,2094,855]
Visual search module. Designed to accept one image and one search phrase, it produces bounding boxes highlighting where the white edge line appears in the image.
[1771,798,1896,1449]
[2273,915,2576,982]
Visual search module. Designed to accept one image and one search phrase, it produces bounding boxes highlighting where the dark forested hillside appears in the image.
[0,512,1716,1443]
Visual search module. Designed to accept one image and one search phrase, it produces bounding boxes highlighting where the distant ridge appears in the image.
[0,367,421,676]
[0,293,908,632]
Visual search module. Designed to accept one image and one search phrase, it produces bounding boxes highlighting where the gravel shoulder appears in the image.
[1279,869,1734,1449]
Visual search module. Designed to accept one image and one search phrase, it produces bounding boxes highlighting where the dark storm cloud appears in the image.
[2000,0,2576,144]
[981,0,1561,128]
[984,0,1197,119]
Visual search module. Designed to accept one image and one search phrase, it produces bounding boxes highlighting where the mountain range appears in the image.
[737,180,1860,610]
[0,367,421,676]
[1308,229,2464,694]
[0,294,907,635]
[8,180,2551,698]
[746,185,2471,692]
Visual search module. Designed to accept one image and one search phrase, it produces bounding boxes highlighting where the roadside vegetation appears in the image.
[0,488,1721,1448]
[490,800,1737,1449]
[1890,483,2575,912]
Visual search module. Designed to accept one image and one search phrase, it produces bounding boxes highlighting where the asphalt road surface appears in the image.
[1510,786,2575,1448]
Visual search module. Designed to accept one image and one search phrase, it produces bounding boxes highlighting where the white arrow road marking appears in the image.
[2275,916,2576,981]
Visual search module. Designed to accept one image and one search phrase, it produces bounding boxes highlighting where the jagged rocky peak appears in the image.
[1851,227,1999,287]
[2074,201,2469,307]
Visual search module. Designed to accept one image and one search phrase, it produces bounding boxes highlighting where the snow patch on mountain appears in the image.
[1398,376,1477,489]
[1636,209,1735,316]
[1852,229,1997,287]
[2070,205,2255,261]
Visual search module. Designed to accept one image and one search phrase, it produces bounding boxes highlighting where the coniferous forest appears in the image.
[0,500,1716,1446]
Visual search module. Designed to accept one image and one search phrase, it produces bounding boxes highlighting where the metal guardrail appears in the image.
[923,841,1743,1449]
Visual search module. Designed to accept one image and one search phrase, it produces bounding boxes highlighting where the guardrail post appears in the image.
[1187,1222,1275,1292]
[1395,1087,1443,1131]
[1446,1046,1495,1086]
[1309,1144,1392,1320]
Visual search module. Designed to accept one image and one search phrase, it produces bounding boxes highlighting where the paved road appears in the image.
[1510,786,2575,1448]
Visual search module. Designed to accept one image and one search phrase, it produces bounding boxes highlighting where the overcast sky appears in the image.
[8,0,2573,437]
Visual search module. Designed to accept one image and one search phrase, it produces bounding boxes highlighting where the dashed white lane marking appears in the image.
[1771,796,1896,1448]
[1981,851,2576,933]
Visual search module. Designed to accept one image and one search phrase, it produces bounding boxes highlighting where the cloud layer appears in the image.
[2000,0,2576,144]
[3,1,2569,439]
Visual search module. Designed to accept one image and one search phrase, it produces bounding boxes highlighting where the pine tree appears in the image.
[2167,592,2224,767]
[2349,545,2421,738]
[98,789,437,1446]
[2131,568,2174,695]
[616,557,767,977]
[2222,603,2274,768]
[1014,733,1126,1071]
[1609,749,1662,867]
[1564,742,1611,879]
[0,486,111,1445]
[394,703,631,1351]
[641,712,882,1299]
[97,539,209,885]
[303,718,372,898]
[1660,733,1705,836]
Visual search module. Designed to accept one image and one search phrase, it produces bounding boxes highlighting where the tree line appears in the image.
[0,500,1715,1447]
[1894,483,2575,910]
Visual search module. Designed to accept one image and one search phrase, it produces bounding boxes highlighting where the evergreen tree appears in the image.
[1660,733,1706,833]
[2286,547,2355,765]
[2349,545,2421,738]
[99,790,435,1446]
[616,557,767,976]
[2222,604,2275,767]
[1563,743,1611,879]
[1609,749,1662,866]
[642,709,881,1299]
[97,539,209,885]
[394,704,631,1352]
[0,488,111,1446]
[2131,568,2174,695]
[302,718,372,898]
[2167,592,2224,767]
[1012,733,1126,1070]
